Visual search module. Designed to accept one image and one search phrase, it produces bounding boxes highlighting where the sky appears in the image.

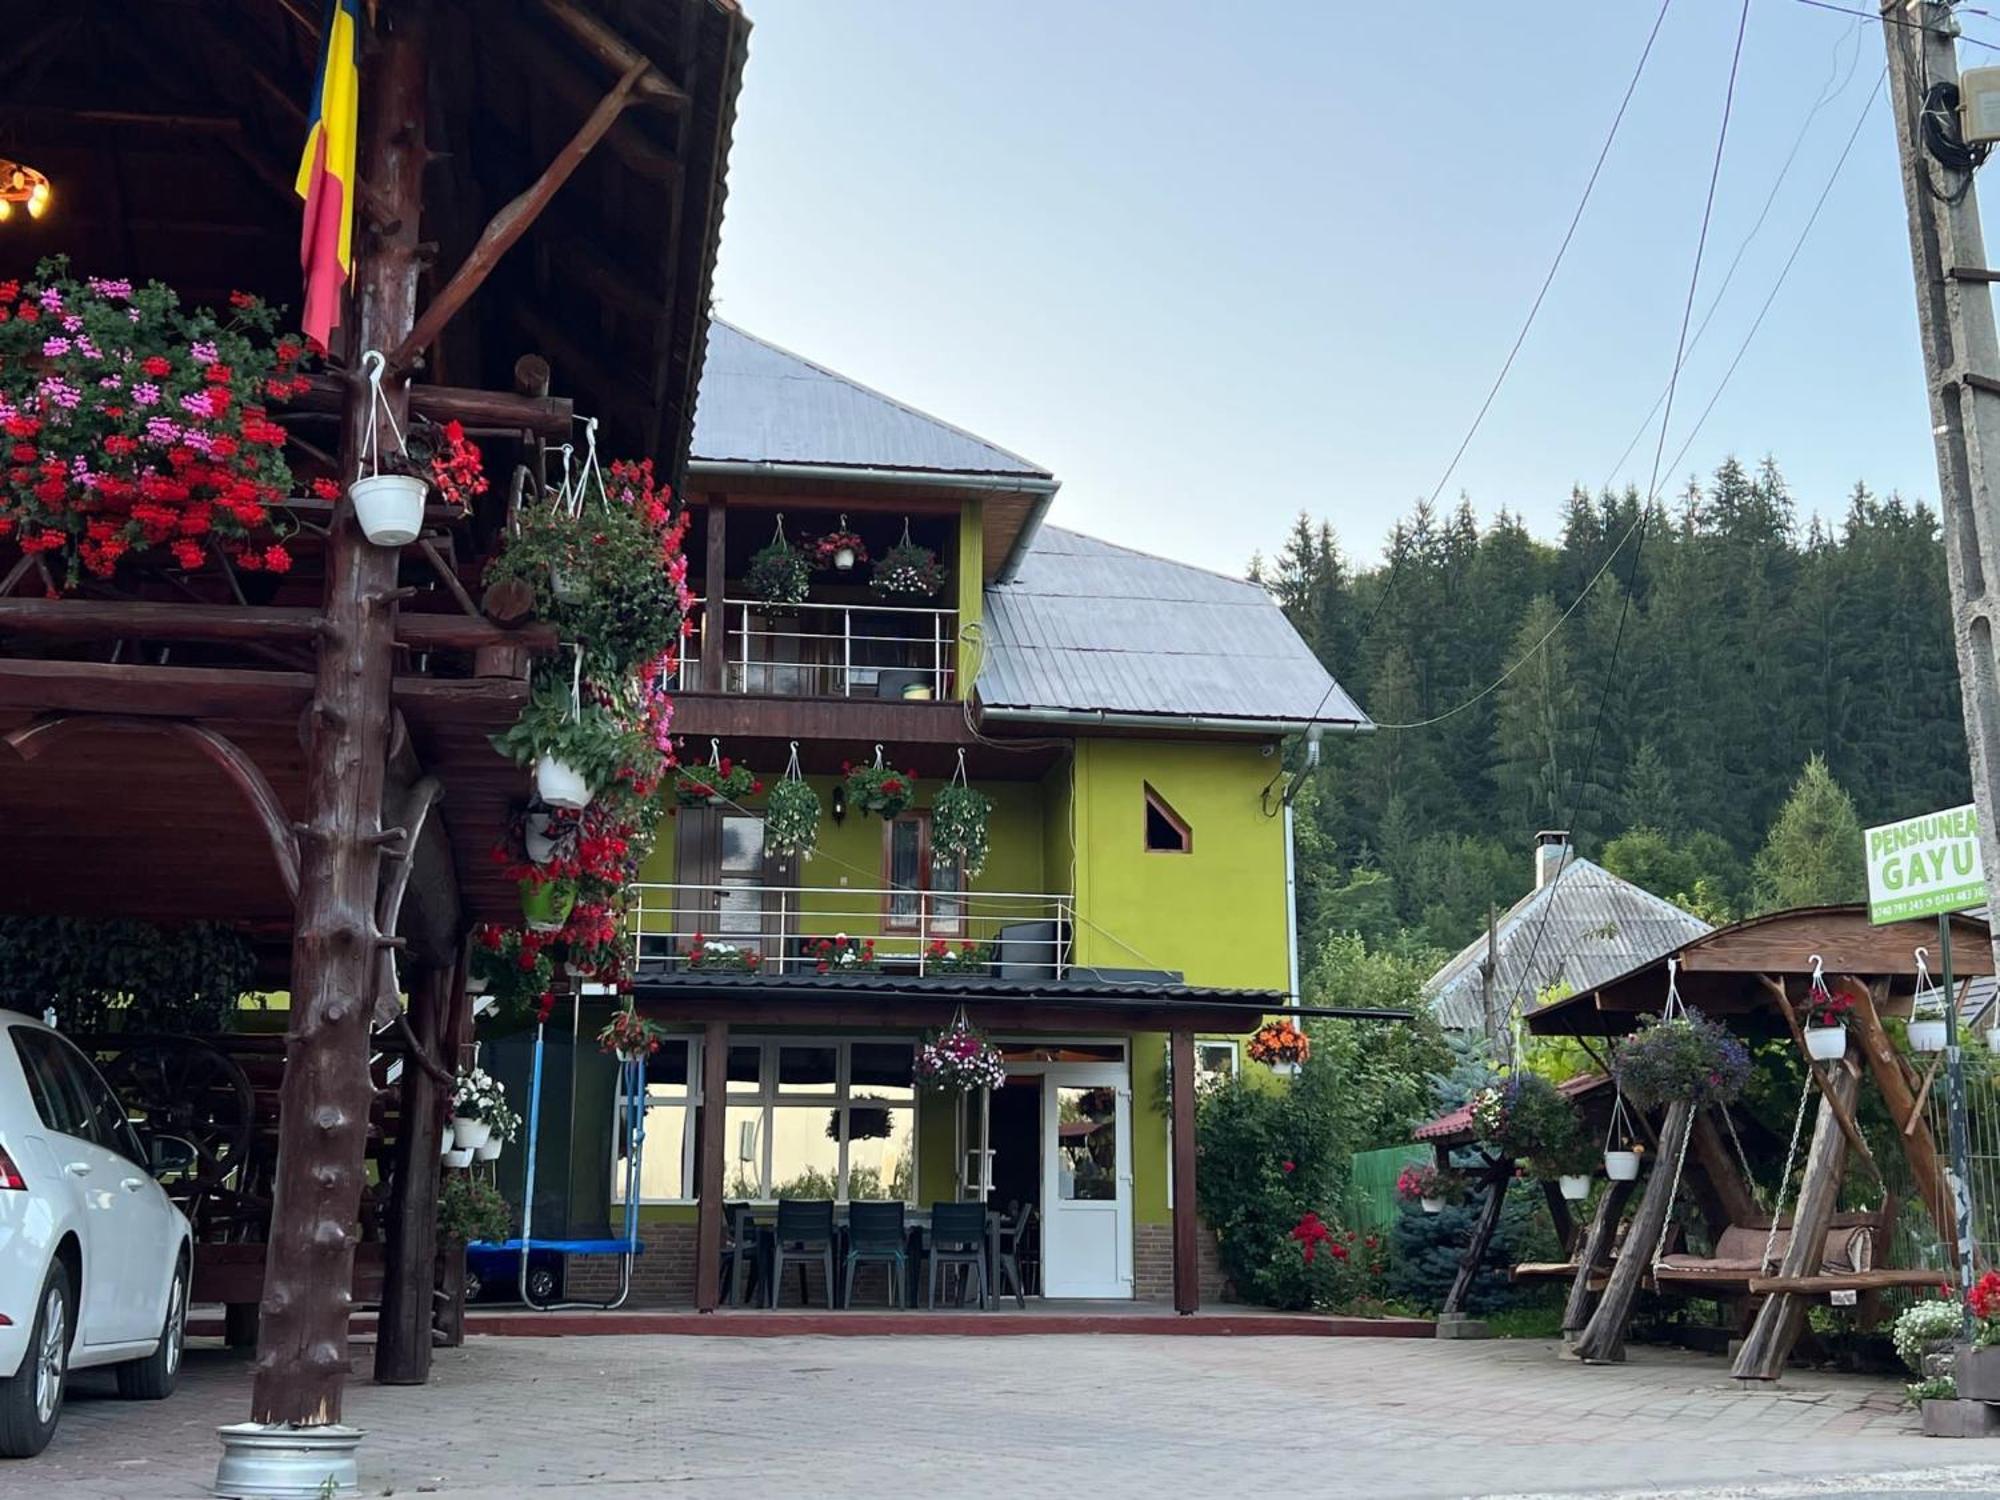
[707,1,1961,576]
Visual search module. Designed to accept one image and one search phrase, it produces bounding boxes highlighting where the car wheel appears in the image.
[463,1267,483,1303]
[0,1260,72,1458]
[527,1266,557,1303]
[114,1257,187,1401]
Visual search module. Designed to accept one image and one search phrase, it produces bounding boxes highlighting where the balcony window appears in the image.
[884,812,965,934]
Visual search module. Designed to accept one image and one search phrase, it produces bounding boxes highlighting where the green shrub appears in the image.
[1385,1185,1559,1315]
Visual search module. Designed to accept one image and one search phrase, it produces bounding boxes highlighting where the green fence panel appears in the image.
[1346,1143,1430,1231]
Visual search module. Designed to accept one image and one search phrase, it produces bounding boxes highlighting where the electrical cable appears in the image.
[1791,0,2000,52]
[1502,0,1755,1022]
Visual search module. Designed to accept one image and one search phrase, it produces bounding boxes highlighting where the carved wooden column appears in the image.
[695,1019,729,1310]
[251,3,428,1428]
[374,961,454,1385]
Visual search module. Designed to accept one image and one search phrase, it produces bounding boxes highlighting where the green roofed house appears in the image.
[502,322,1371,1311]
[1423,831,1713,1051]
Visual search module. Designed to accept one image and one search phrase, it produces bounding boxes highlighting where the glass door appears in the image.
[1038,1063,1132,1298]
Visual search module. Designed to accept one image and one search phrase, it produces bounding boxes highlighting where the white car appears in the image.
[0,1012,191,1457]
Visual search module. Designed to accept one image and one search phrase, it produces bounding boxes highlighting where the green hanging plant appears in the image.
[746,513,811,608]
[932,776,990,879]
[844,747,915,819]
[870,517,946,599]
[765,748,821,860]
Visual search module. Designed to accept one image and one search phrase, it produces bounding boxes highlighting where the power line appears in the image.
[1279,0,1677,742]
[1791,0,2000,52]
[1505,0,1755,1023]
[1369,66,1885,735]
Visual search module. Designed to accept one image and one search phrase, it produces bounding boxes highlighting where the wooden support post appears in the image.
[1730,1062,1861,1381]
[1849,978,1958,1271]
[1442,1163,1509,1318]
[374,962,451,1385]
[1169,1027,1199,1315]
[1540,1179,1576,1258]
[703,494,726,692]
[694,1019,728,1311]
[1689,1110,1759,1229]
[251,5,427,1430]
[1758,974,1884,1187]
[1574,1100,1694,1364]
[1562,1177,1635,1336]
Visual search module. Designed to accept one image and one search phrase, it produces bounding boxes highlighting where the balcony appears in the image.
[628,883,1072,980]
[681,598,959,701]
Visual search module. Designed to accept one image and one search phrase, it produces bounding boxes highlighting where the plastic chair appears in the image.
[770,1198,836,1308]
[720,1202,763,1306]
[995,1200,1033,1309]
[843,1200,908,1308]
[927,1201,989,1310]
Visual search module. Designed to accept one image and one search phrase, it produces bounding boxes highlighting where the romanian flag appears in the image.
[295,0,362,351]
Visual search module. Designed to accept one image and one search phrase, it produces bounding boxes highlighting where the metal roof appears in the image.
[1424,855,1713,1032]
[689,321,1051,478]
[976,528,1367,729]
[1414,1072,1611,1144]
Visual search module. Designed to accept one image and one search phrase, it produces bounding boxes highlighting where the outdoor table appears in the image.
[730,1204,1000,1308]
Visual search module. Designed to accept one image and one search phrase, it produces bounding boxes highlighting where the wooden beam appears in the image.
[1689,1110,1759,1231]
[6,716,300,902]
[371,775,445,1026]
[1849,977,1958,1268]
[694,1019,728,1311]
[538,0,691,107]
[1562,1177,1635,1336]
[389,56,651,374]
[373,962,451,1386]
[0,597,555,655]
[1539,1179,1576,1258]
[1169,1027,1199,1315]
[1441,1165,1510,1318]
[1574,1100,1694,1364]
[1730,1063,1860,1381]
[290,373,574,438]
[1757,974,1884,1186]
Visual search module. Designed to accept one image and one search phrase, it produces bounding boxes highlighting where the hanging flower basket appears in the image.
[747,514,812,608]
[351,472,428,547]
[598,1002,668,1062]
[832,1101,895,1142]
[913,1015,1006,1092]
[536,753,593,811]
[764,769,820,860]
[470,925,555,1022]
[843,752,915,819]
[1802,967,1852,1061]
[871,520,945,598]
[1467,1072,1583,1175]
[1604,1148,1642,1181]
[1558,1174,1592,1201]
[1603,1090,1643,1179]
[1395,1163,1462,1213]
[1612,1009,1750,1109]
[811,516,869,573]
[1248,1018,1310,1072]
[674,756,759,808]
[932,773,991,879]
[1910,952,1950,1053]
[346,351,488,547]
[519,876,577,933]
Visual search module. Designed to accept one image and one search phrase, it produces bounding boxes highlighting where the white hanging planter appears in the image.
[1986,1024,2000,1053]
[350,472,428,547]
[1267,1060,1301,1079]
[1804,1025,1848,1061]
[474,1137,504,1162]
[443,1147,474,1169]
[1909,1018,1948,1054]
[535,753,593,811]
[832,545,857,572]
[451,1117,492,1151]
[551,564,590,602]
[439,1132,454,1160]
[1558,1174,1591,1201]
[523,810,558,864]
[1604,1149,1641,1181]
[1420,1196,1444,1215]
[465,971,489,996]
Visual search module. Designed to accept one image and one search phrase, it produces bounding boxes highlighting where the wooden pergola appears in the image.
[0,0,748,1432]
[1525,905,1993,1377]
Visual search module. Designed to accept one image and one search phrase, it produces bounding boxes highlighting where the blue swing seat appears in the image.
[470,1236,645,1256]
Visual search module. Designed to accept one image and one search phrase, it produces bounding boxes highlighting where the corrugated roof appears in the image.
[1425,856,1713,1032]
[1414,1072,1611,1143]
[689,321,1050,477]
[977,528,1367,727]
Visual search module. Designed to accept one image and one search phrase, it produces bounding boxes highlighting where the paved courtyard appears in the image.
[20,1333,2000,1499]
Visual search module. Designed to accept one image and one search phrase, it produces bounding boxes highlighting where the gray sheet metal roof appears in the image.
[689,321,1050,477]
[977,528,1367,728]
[1425,856,1713,1032]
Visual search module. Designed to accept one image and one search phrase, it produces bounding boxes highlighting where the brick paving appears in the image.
[18,1333,2000,1499]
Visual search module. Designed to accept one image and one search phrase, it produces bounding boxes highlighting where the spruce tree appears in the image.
[1750,754,1868,913]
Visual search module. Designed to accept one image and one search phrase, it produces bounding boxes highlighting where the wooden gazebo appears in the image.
[1526,905,1993,1378]
[0,0,748,1439]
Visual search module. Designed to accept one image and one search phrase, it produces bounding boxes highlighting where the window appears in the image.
[884,813,965,934]
[1196,1040,1238,1085]
[1144,784,1191,853]
[716,814,768,942]
[13,1030,89,1138]
[57,1038,147,1166]
[620,1037,919,1205]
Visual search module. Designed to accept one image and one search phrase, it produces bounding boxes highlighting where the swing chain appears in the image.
[1761,1066,1817,1273]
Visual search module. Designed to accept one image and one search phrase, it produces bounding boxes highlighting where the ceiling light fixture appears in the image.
[0,159,52,223]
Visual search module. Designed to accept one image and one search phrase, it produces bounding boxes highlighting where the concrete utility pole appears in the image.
[1884,6,2000,965]
[1881,0,1986,1302]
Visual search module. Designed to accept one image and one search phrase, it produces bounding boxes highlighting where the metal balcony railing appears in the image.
[674,597,959,700]
[627,883,1072,980]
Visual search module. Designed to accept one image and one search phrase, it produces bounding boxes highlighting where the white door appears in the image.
[1039,1065,1132,1298]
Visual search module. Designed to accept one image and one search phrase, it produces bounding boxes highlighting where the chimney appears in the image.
[1535,830,1572,890]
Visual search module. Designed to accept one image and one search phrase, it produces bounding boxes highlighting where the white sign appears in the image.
[1864,803,1987,925]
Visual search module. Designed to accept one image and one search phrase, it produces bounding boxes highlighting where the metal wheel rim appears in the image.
[34,1285,65,1425]
[164,1272,186,1375]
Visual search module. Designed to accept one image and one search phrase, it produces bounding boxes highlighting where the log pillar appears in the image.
[250,4,428,1428]
[694,1018,728,1311]
[1169,1027,1199,1314]
[1562,1176,1635,1337]
[374,962,453,1385]
[1442,1162,1510,1318]
[1731,1062,1860,1381]
[1851,978,1958,1270]
[1574,1100,1694,1364]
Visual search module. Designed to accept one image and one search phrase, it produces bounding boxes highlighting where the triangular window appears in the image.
[1143,784,1191,854]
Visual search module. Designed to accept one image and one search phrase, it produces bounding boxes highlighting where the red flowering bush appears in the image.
[686,932,761,972]
[0,259,305,587]
[1970,1269,2000,1348]
[808,933,878,973]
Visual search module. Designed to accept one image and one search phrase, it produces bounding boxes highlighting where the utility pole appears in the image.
[1882,0,1985,1305]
